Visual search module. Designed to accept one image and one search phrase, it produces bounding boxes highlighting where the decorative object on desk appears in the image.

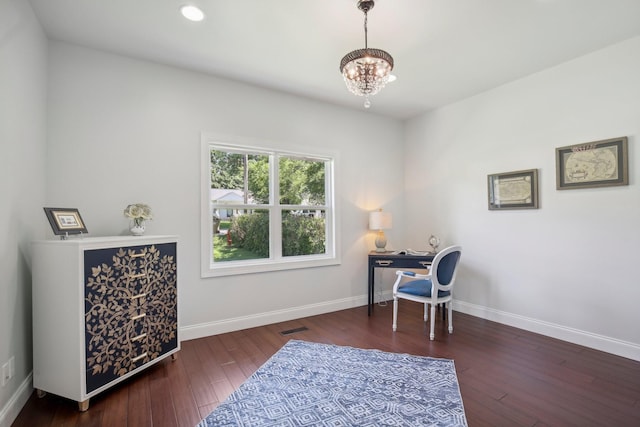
[339,0,394,109]
[392,249,431,256]
[428,234,440,254]
[556,137,628,190]
[124,203,153,236]
[488,168,539,210]
[43,207,88,239]
[369,208,392,252]
[197,340,467,427]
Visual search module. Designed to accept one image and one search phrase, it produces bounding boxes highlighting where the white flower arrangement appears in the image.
[124,203,153,227]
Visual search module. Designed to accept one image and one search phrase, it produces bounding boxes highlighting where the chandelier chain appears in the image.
[364,11,368,49]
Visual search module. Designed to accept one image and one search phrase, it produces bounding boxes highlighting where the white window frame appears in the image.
[200,134,340,277]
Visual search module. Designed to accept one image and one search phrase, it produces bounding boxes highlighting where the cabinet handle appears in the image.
[419,261,432,268]
[131,313,146,321]
[131,352,147,363]
[131,333,147,342]
[130,273,146,279]
[131,252,146,259]
[131,293,147,300]
[376,260,393,266]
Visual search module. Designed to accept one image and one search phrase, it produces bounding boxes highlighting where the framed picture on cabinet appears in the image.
[555,137,628,190]
[44,207,88,236]
[488,169,539,210]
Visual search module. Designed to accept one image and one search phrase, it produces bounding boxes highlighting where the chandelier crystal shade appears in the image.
[340,0,394,108]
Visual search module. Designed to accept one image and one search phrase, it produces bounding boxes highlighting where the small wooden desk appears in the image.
[368,251,435,315]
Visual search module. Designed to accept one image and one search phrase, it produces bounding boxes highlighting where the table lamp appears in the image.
[369,209,392,252]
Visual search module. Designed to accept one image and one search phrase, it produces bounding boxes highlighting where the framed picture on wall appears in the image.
[487,169,539,210]
[555,137,628,190]
[43,207,88,236]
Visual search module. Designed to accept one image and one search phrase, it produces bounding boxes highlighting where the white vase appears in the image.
[130,222,146,236]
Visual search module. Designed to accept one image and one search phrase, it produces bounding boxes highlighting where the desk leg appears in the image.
[368,265,374,316]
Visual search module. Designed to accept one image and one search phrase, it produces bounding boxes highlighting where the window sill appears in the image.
[201,255,341,278]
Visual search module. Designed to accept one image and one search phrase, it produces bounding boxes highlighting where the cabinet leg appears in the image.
[171,352,178,361]
[78,399,90,412]
[36,389,47,398]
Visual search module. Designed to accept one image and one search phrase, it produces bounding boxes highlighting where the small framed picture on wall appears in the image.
[487,169,539,210]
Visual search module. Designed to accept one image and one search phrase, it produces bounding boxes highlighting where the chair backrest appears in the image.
[432,245,462,290]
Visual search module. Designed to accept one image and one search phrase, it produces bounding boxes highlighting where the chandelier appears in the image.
[339,0,394,109]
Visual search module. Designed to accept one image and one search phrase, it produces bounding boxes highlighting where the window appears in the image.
[201,137,338,277]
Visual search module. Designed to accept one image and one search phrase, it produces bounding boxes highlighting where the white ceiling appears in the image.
[28,0,640,120]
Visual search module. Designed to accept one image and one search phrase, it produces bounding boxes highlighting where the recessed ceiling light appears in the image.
[180,5,204,22]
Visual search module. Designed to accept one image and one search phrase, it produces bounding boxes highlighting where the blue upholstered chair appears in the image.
[392,245,462,340]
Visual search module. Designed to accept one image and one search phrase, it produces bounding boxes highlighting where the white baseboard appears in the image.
[180,295,368,341]
[180,293,640,362]
[453,300,640,362]
[0,373,32,427]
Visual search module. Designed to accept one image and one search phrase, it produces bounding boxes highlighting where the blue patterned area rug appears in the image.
[197,339,467,426]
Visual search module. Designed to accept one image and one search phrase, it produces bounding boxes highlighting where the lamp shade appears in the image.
[369,210,392,230]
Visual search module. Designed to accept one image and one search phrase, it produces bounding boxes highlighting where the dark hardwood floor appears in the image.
[13,302,640,426]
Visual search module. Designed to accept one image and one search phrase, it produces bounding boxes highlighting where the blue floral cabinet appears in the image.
[83,242,178,393]
[32,236,179,411]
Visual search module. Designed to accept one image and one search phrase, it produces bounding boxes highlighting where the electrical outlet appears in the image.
[1,362,8,387]
[1,356,14,387]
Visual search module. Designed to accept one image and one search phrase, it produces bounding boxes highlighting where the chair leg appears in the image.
[392,297,398,332]
[423,303,428,322]
[448,302,453,334]
[429,304,436,340]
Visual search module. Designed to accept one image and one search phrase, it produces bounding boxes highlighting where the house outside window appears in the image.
[201,137,339,277]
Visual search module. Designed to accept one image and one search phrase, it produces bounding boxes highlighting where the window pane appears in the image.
[281,209,326,257]
[279,157,325,206]
[213,210,270,262]
[210,149,269,205]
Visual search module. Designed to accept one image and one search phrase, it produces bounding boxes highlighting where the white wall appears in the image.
[4,14,638,424]
[45,42,405,338]
[0,0,48,425]
[404,36,640,360]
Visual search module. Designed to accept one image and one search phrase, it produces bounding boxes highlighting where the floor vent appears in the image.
[279,326,309,336]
